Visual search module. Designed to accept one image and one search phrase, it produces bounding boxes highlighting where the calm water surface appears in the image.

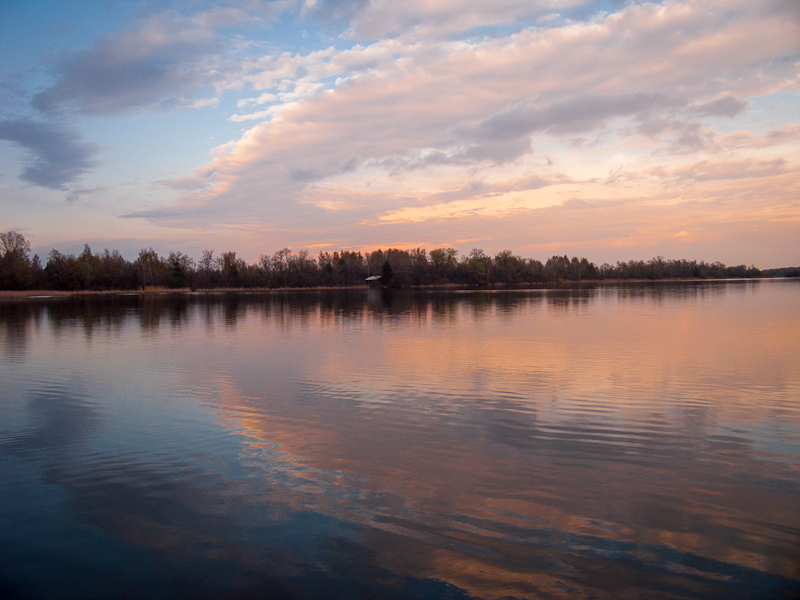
[1,281,799,599]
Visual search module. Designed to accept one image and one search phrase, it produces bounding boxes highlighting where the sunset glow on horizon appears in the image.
[1,0,798,267]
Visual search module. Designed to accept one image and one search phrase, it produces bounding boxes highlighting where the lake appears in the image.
[1,281,799,599]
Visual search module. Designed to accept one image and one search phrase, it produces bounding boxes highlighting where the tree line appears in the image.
[0,230,773,292]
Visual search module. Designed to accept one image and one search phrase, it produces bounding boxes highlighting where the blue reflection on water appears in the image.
[1,283,799,599]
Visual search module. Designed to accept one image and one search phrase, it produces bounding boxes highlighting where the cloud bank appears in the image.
[145,0,798,234]
[2,0,799,266]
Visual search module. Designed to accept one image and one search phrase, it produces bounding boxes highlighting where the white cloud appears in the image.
[128,0,797,235]
[18,0,793,264]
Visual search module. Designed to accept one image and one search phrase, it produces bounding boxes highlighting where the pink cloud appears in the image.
[119,0,799,267]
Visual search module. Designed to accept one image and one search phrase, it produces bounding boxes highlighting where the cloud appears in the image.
[375,175,562,224]
[689,97,748,118]
[452,93,682,162]
[121,0,799,266]
[303,0,371,32]
[0,119,102,190]
[32,17,219,115]
[31,4,289,116]
[309,0,608,40]
[154,174,216,191]
[65,185,109,203]
[673,158,790,182]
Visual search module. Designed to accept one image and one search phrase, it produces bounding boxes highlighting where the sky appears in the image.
[0,0,798,267]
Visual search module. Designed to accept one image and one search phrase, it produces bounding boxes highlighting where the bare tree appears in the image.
[199,249,216,272]
[137,247,162,288]
[0,231,31,260]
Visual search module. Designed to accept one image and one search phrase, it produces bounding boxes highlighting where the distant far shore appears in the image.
[1,231,798,293]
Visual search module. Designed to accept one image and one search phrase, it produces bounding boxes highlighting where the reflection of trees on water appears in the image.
[604,280,749,303]
[1,298,135,356]
[220,295,245,329]
[36,295,192,335]
[465,292,489,318]
[47,297,130,337]
[136,294,191,332]
[0,296,194,343]
[0,281,771,338]
[0,302,44,361]
[546,289,596,311]
[493,291,541,314]
[429,293,458,325]
[542,280,754,310]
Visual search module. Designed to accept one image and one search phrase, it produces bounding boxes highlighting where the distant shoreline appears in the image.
[4,231,797,292]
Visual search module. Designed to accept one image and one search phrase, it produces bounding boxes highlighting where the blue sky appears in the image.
[1,0,799,267]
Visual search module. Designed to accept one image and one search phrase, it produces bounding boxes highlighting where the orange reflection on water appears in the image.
[191,283,800,595]
[3,283,797,598]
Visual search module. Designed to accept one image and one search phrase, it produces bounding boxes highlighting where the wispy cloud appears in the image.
[3,0,798,265]
[33,15,223,115]
[138,0,798,231]
[689,97,748,118]
[0,119,101,189]
[672,158,791,182]
[31,4,288,116]
[153,173,216,191]
[311,0,612,40]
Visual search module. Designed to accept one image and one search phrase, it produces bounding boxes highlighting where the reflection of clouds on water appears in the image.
[193,284,800,595]
[210,369,800,596]
[0,380,100,456]
[1,282,799,598]
[0,383,475,598]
